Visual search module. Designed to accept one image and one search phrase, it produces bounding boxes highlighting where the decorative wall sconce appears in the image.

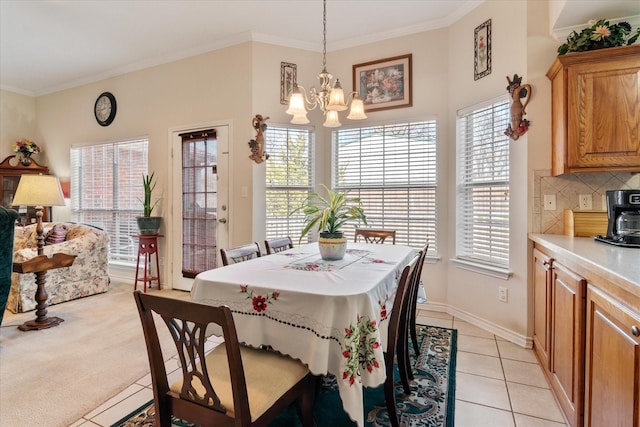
[248,114,269,164]
[504,74,532,141]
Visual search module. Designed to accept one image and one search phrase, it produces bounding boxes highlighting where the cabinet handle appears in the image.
[632,326,640,337]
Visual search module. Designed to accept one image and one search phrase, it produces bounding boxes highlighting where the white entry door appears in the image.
[171,124,229,291]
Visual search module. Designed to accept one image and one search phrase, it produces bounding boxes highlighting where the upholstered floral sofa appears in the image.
[8,222,110,313]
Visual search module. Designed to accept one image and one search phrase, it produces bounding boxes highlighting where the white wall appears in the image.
[445,0,532,344]
[0,90,38,160]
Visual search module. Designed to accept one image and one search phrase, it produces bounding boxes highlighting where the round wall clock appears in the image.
[94,92,117,126]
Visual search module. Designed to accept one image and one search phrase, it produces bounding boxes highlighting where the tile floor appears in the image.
[70,309,569,427]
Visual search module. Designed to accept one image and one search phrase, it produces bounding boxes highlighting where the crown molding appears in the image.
[552,14,640,42]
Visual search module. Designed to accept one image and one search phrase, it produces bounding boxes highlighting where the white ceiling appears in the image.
[1,0,638,97]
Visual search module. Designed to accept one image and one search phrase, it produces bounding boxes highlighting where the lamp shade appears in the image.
[347,96,367,120]
[12,174,66,207]
[323,110,342,128]
[285,89,308,116]
[291,113,310,125]
[327,79,348,112]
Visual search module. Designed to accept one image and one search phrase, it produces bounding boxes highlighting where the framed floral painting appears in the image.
[352,54,412,112]
[280,62,297,105]
[474,19,491,80]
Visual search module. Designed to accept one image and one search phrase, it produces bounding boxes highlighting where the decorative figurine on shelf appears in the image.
[504,74,532,141]
[12,138,40,166]
[248,114,270,164]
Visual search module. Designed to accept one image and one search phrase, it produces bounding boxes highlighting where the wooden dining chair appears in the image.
[354,228,396,244]
[383,252,421,427]
[264,236,294,255]
[220,242,261,266]
[133,291,315,427]
[398,243,429,385]
[408,243,429,355]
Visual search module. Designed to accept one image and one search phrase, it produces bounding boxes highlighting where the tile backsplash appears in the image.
[533,170,640,234]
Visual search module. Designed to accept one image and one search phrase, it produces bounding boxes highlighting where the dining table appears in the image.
[190,241,417,426]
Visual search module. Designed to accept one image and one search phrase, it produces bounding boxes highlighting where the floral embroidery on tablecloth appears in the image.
[239,285,280,313]
[286,262,333,272]
[361,257,393,265]
[341,315,381,386]
[345,249,371,257]
[378,299,389,321]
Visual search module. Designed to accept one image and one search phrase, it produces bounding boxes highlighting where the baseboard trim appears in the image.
[418,301,532,348]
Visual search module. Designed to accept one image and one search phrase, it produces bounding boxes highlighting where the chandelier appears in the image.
[285,0,367,127]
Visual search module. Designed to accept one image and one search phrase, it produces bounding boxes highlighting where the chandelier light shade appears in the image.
[286,0,367,127]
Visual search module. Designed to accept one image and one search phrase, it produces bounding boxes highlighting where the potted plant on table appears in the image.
[136,172,162,235]
[293,185,367,260]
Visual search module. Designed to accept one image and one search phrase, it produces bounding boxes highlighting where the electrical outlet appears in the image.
[579,194,593,210]
[543,194,556,211]
[498,286,508,303]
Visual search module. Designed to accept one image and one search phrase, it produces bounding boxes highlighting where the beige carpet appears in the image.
[0,279,189,427]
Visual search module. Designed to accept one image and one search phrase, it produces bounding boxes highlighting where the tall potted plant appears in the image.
[136,172,161,235]
[293,185,367,260]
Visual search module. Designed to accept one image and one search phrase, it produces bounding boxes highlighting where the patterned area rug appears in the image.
[112,325,457,427]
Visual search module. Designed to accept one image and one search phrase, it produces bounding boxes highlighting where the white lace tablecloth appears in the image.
[191,242,417,426]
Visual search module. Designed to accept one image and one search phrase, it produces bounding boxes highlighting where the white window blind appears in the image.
[333,121,437,251]
[70,138,149,264]
[456,97,510,267]
[265,126,314,243]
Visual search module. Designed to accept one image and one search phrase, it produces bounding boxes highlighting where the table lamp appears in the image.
[12,174,66,255]
[12,174,73,330]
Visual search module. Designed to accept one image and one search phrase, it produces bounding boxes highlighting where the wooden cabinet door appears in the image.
[547,44,640,175]
[550,262,586,427]
[567,55,640,170]
[585,285,640,427]
[533,248,553,370]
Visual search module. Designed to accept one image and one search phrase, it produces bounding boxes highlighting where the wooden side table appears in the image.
[13,252,76,331]
[134,234,162,292]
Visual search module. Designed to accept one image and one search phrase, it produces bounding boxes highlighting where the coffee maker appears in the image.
[595,189,640,247]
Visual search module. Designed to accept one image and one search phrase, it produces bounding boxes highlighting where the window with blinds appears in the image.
[333,121,437,252]
[456,96,510,268]
[265,126,314,242]
[70,138,148,265]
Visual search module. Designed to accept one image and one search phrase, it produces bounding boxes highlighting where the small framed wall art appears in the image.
[353,54,412,112]
[280,62,297,105]
[474,19,492,80]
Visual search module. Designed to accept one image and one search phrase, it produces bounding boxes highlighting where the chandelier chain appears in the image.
[322,0,326,69]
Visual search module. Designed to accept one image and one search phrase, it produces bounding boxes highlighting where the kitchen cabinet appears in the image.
[584,285,640,427]
[531,235,640,427]
[0,155,50,224]
[546,45,640,175]
[549,262,585,427]
[532,247,585,427]
[533,248,553,370]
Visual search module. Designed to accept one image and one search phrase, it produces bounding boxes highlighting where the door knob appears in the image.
[632,325,640,337]
[218,218,227,224]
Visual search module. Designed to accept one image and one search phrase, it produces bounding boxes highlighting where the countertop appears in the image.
[529,233,640,294]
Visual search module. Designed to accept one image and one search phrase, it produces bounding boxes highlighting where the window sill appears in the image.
[451,258,512,280]
[424,255,441,264]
